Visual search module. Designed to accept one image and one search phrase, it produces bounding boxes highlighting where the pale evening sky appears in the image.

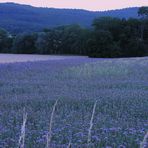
[0,0,147,11]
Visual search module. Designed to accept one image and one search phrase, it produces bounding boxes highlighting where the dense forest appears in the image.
[0,7,148,58]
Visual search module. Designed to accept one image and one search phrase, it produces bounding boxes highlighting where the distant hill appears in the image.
[0,3,139,33]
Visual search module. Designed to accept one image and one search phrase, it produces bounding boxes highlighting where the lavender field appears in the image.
[0,55,148,148]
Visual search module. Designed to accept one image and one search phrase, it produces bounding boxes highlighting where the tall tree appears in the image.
[138,7,148,40]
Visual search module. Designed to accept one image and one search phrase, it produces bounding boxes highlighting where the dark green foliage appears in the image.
[0,28,13,53]
[0,7,148,58]
[56,25,90,55]
[93,17,122,41]
[12,33,37,54]
[138,7,148,41]
[35,25,90,55]
[138,6,148,18]
[88,30,121,58]
[87,13,148,57]
[123,39,147,57]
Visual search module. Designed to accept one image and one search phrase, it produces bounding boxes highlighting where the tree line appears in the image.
[0,7,148,58]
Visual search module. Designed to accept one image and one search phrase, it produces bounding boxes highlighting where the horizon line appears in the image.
[0,2,144,12]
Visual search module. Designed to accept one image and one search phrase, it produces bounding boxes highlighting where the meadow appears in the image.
[0,55,148,148]
[0,54,81,64]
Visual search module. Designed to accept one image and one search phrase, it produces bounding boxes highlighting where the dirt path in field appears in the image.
[0,54,86,63]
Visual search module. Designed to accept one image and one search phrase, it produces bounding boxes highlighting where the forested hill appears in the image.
[0,2,139,33]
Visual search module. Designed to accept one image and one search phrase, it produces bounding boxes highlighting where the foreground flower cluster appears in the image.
[0,56,147,147]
